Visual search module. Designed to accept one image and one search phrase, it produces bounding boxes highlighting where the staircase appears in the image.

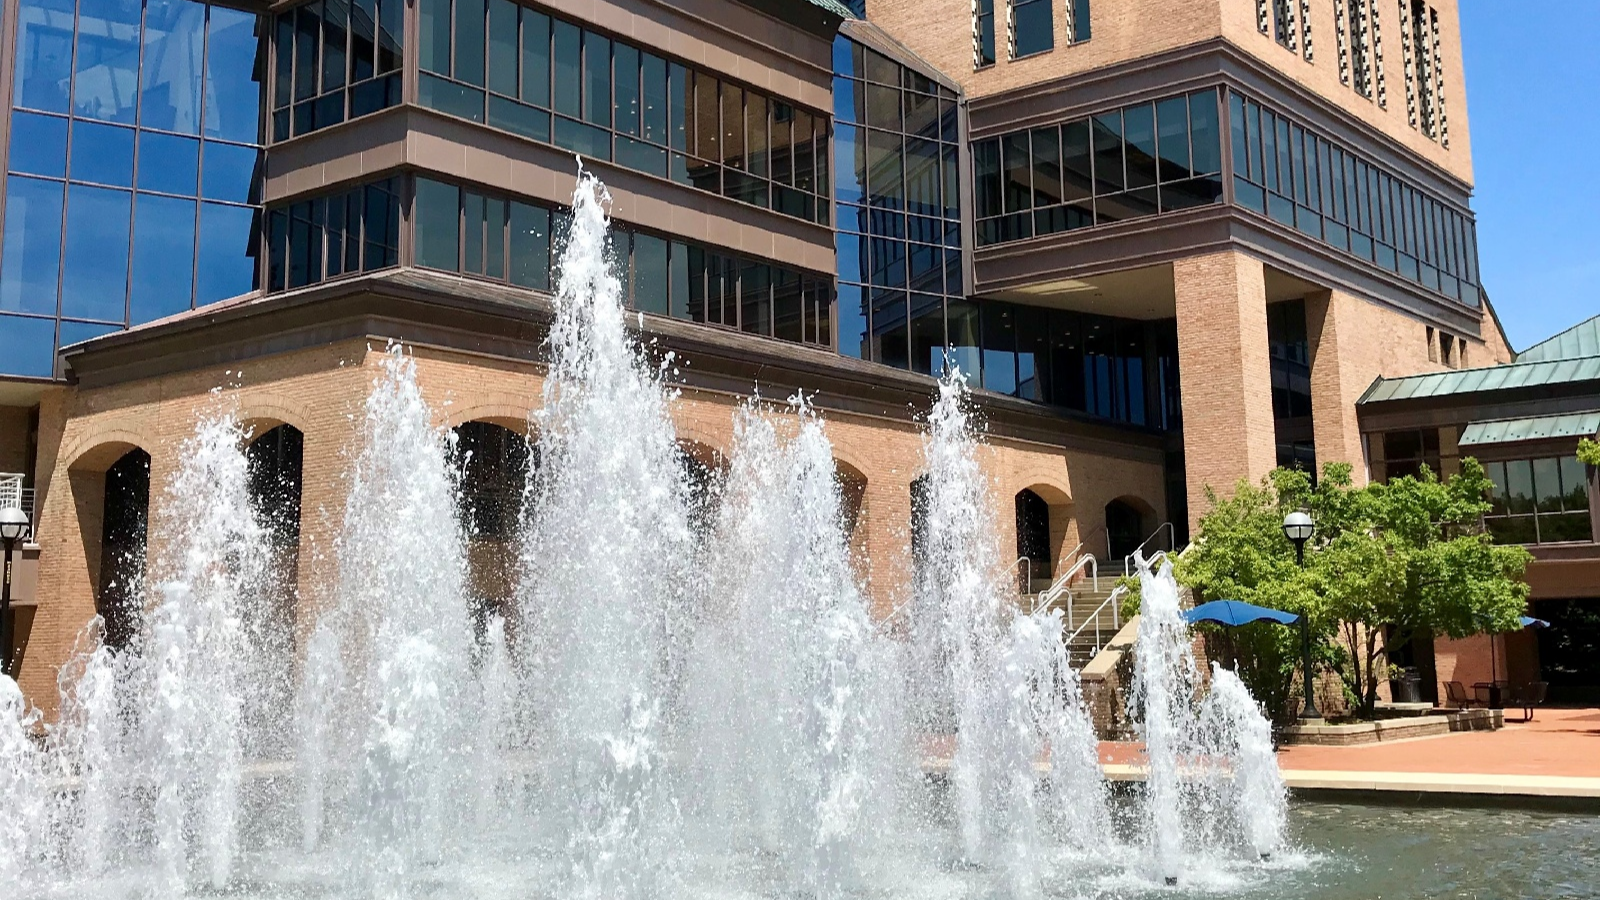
[1033,581,1124,668]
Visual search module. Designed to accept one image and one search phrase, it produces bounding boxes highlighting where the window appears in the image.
[1069,0,1091,43]
[1349,0,1372,97]
[407,177,834,348]
[264,178,399,291]
[413,0,827,225]
[1273,0,1296,50]
[1403,2,1446,142]
[975,0,996,67]
[1228,90,1478,307]
[270,0,402,141]
[1381,428,1442,481]
[1011,0,1052,57]
[973,88,1222,245]
[1270,299,1315,472]
[1484,457,1593,545]
[835,37,963,371]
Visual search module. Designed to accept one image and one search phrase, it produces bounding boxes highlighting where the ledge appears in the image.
[1281,708,1502,746]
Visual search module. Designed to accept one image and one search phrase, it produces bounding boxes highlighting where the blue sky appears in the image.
[1460,2,1598,351]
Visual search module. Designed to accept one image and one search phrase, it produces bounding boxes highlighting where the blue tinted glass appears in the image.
[139,0,206,133]
[835,283,867,359]
[0,176,65,315]
[834,123,864,204]
[70,120,135,186]
[58,319,121,348]
[137,131,200,194]
[130,193,196,322]
[0,314,59,377]
[201,141,258,202]
[73,0,143,124]
[196,201,257,304]
[61,184,132,321]
[7,111,69,177]
[204,6,264,142]
[12,0,77,112]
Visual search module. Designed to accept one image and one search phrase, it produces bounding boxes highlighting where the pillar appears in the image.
[1174,250,1277,531]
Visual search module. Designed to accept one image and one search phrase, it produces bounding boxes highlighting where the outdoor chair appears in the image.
[1506,682,1548,723]
[1444,681,1482,708]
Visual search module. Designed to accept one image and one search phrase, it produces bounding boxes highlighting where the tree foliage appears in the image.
[1175,460,1531,720]
[1579,437,1600,467]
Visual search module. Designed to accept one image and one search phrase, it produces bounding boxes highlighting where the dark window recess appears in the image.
[408,176,834,349]
[263,178,400,291]
[974,88,1222,245]
[271,0,402,141]
[976,0,996,66]
[1011,0,1053,58]
[1069,0,1091,42]
[1228,88,1480,308]
[1268,298,1315,474]
[412,0,827,226]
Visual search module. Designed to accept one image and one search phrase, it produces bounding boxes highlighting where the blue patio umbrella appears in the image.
[1519,616,1551,629]
[1182,599,1300,628]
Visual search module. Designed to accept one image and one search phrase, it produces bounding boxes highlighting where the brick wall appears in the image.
[17,338,1167,712]
[1174,250,1278,529]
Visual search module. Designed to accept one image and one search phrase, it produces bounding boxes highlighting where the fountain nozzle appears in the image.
[1260,851,1272,861]
[1164,875,1178,886]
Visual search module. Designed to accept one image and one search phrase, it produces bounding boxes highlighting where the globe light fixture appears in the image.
[1282,509,1321,721]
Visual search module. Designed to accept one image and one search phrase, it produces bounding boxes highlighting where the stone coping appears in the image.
[1280,709,1502,746]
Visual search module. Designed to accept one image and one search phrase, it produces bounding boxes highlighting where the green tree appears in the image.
[1579,437,1600,467]
[1172,460,1531,721]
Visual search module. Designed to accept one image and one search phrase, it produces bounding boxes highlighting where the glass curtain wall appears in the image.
[414,0,829,226]
[2,0,263,378]
[1229,90,1480,308]
[972,88,1223,245]
[1483,455,1592,545]
[833,36,962,374]
[407,177,834,347]
[262,178,401,291]
[267,0,403,141]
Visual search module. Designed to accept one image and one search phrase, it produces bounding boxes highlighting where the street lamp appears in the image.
[1282,509,1321,721]
[0,506,29,678]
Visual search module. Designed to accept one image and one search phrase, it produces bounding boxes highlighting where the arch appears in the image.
[1014,488,1052,584]
[834,458,868,545]
[63,428,157,473]
[233,391,317,439]
[909,473,932,567]
[452,421,535,626]
[95,447,151,650]
[1104,495,1156,561]
[442,395,539,434]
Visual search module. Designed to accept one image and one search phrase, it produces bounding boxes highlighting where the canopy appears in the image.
[1182,600,1300,628]
[1519,616,1552,629]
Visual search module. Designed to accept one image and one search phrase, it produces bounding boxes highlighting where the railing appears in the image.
[1029,550,1097,616]
[1014,556,1032,594]
[1122,521,1177,577]
[0,474,35,541]
[1065,586,1124,662]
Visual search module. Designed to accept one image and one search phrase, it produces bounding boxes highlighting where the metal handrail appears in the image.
[1014,556,1032,594]
[1030,552,1097,615]
[1065,583,1126,662]
[1123,521,1177,576]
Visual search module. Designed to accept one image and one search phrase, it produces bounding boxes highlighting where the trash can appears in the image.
[1392,668,1422,704]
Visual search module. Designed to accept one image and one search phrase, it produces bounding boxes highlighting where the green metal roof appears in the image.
[808,0,857,18]
[1359,355,1600,404]
[1459,412,1600,447]
[1516,314,1600,363]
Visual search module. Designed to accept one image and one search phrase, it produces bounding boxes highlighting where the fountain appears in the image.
[0,168,1316,899]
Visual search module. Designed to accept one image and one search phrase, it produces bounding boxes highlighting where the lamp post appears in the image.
[1282,510,1321,721]
[0,506,29,678]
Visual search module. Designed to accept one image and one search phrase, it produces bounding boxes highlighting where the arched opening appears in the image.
[247,424,304,615]
[452,421,534,625]
[677,440,727,545]
[98,448,151,650]
[1015,488,1051,587]
[910,474,932,568]
[835,461,868,572]
[1104,497,1148,562]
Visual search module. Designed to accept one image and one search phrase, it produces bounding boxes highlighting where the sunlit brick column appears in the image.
[1174,250,1277,531]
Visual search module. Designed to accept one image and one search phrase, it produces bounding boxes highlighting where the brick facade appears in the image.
[1174,250,1278,528]
[13,338,1167,712]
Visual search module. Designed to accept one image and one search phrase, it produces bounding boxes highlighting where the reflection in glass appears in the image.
[201,141,259,202]
[59,319,121,349]
[73,0,142,124]
[13,0,77,112]
[137,131,200,195]
[71,120,136,186]
[140,0,206,134]
[204,7,263,142]
[7,112,69,177]
[130,193,197,322]
[0,176,66,315]
[196,202,257,304]
[0,315,59,376]
[62,185,133,321]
